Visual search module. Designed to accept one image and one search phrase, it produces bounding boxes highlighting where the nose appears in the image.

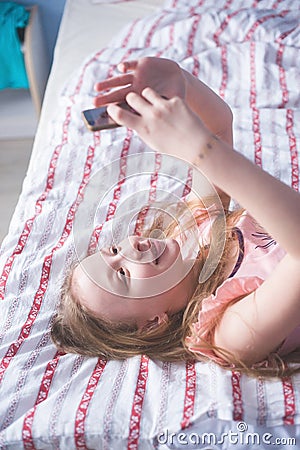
[129,237,155,263]
[135,238,151,252]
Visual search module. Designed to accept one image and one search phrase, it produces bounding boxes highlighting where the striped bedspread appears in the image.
[0,0,299,448]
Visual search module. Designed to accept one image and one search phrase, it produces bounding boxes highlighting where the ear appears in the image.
[139,312,169,332]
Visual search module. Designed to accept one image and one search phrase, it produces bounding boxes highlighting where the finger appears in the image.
[94,73,133,92]
[141,87,167,105]
[107,103,141,129]
[117,60,138,73]
[126,91,152,112]
[93,86,132,107]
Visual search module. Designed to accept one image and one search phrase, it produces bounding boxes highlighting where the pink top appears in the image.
[185,210,300,365]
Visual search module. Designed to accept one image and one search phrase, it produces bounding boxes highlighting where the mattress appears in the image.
[0,0,299,449]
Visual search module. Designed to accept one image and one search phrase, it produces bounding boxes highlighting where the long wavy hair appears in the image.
[51,198,300,378]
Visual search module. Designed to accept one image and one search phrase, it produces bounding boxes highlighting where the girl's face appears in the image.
[72,236,199,328]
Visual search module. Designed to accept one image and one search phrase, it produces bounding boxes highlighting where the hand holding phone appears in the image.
[93,57,185,108]
[82,102,137,132]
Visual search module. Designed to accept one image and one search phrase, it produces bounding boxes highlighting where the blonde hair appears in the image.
[51,199,300,378]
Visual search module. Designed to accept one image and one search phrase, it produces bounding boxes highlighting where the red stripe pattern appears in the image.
[127,355,149,450]
[244,11,289,41]
[0,49,105,301]
[276,43,289,108]
[186,11,201,58]
[0,1,299,447]
[282,377,296,425]
[74,359,107,449]
[213,11,240,47]
[231,371,244,422]
[133,153,162,236]
[88,129,133,254]
[181,361,196,430]
[0,144,95,385]
[287,109,299,192]
[22,352,64,449]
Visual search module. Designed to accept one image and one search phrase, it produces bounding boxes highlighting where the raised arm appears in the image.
[94,58,232,140]
[181,69,232,208]
[107,88,300,365]
[182,69,233,146]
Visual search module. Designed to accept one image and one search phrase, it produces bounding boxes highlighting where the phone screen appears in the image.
[82,106,119,131]
[82,102,138,132]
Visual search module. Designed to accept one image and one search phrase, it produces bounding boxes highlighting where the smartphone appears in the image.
[82,102,137,132]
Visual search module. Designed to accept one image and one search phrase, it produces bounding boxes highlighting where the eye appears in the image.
[117,267,129,286]
[118,267,125,276]
[110,245,119,255]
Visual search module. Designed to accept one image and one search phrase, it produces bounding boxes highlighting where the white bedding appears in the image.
[0,0,300,449]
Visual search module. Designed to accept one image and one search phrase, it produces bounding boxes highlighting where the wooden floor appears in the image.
[0,139,33,244]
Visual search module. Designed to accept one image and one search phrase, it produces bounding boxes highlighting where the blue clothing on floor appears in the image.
[0,2,30,89]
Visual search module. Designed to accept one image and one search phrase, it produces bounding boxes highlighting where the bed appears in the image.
[0,0,299,448]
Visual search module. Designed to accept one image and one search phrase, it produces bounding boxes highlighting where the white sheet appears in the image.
[0,0,300,448]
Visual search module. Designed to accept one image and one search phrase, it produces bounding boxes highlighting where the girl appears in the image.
[51,57,300,377]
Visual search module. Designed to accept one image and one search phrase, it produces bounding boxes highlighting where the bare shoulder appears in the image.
[214,254,300,366]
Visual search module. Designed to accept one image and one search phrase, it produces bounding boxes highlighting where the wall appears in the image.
[2,0,67,65]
